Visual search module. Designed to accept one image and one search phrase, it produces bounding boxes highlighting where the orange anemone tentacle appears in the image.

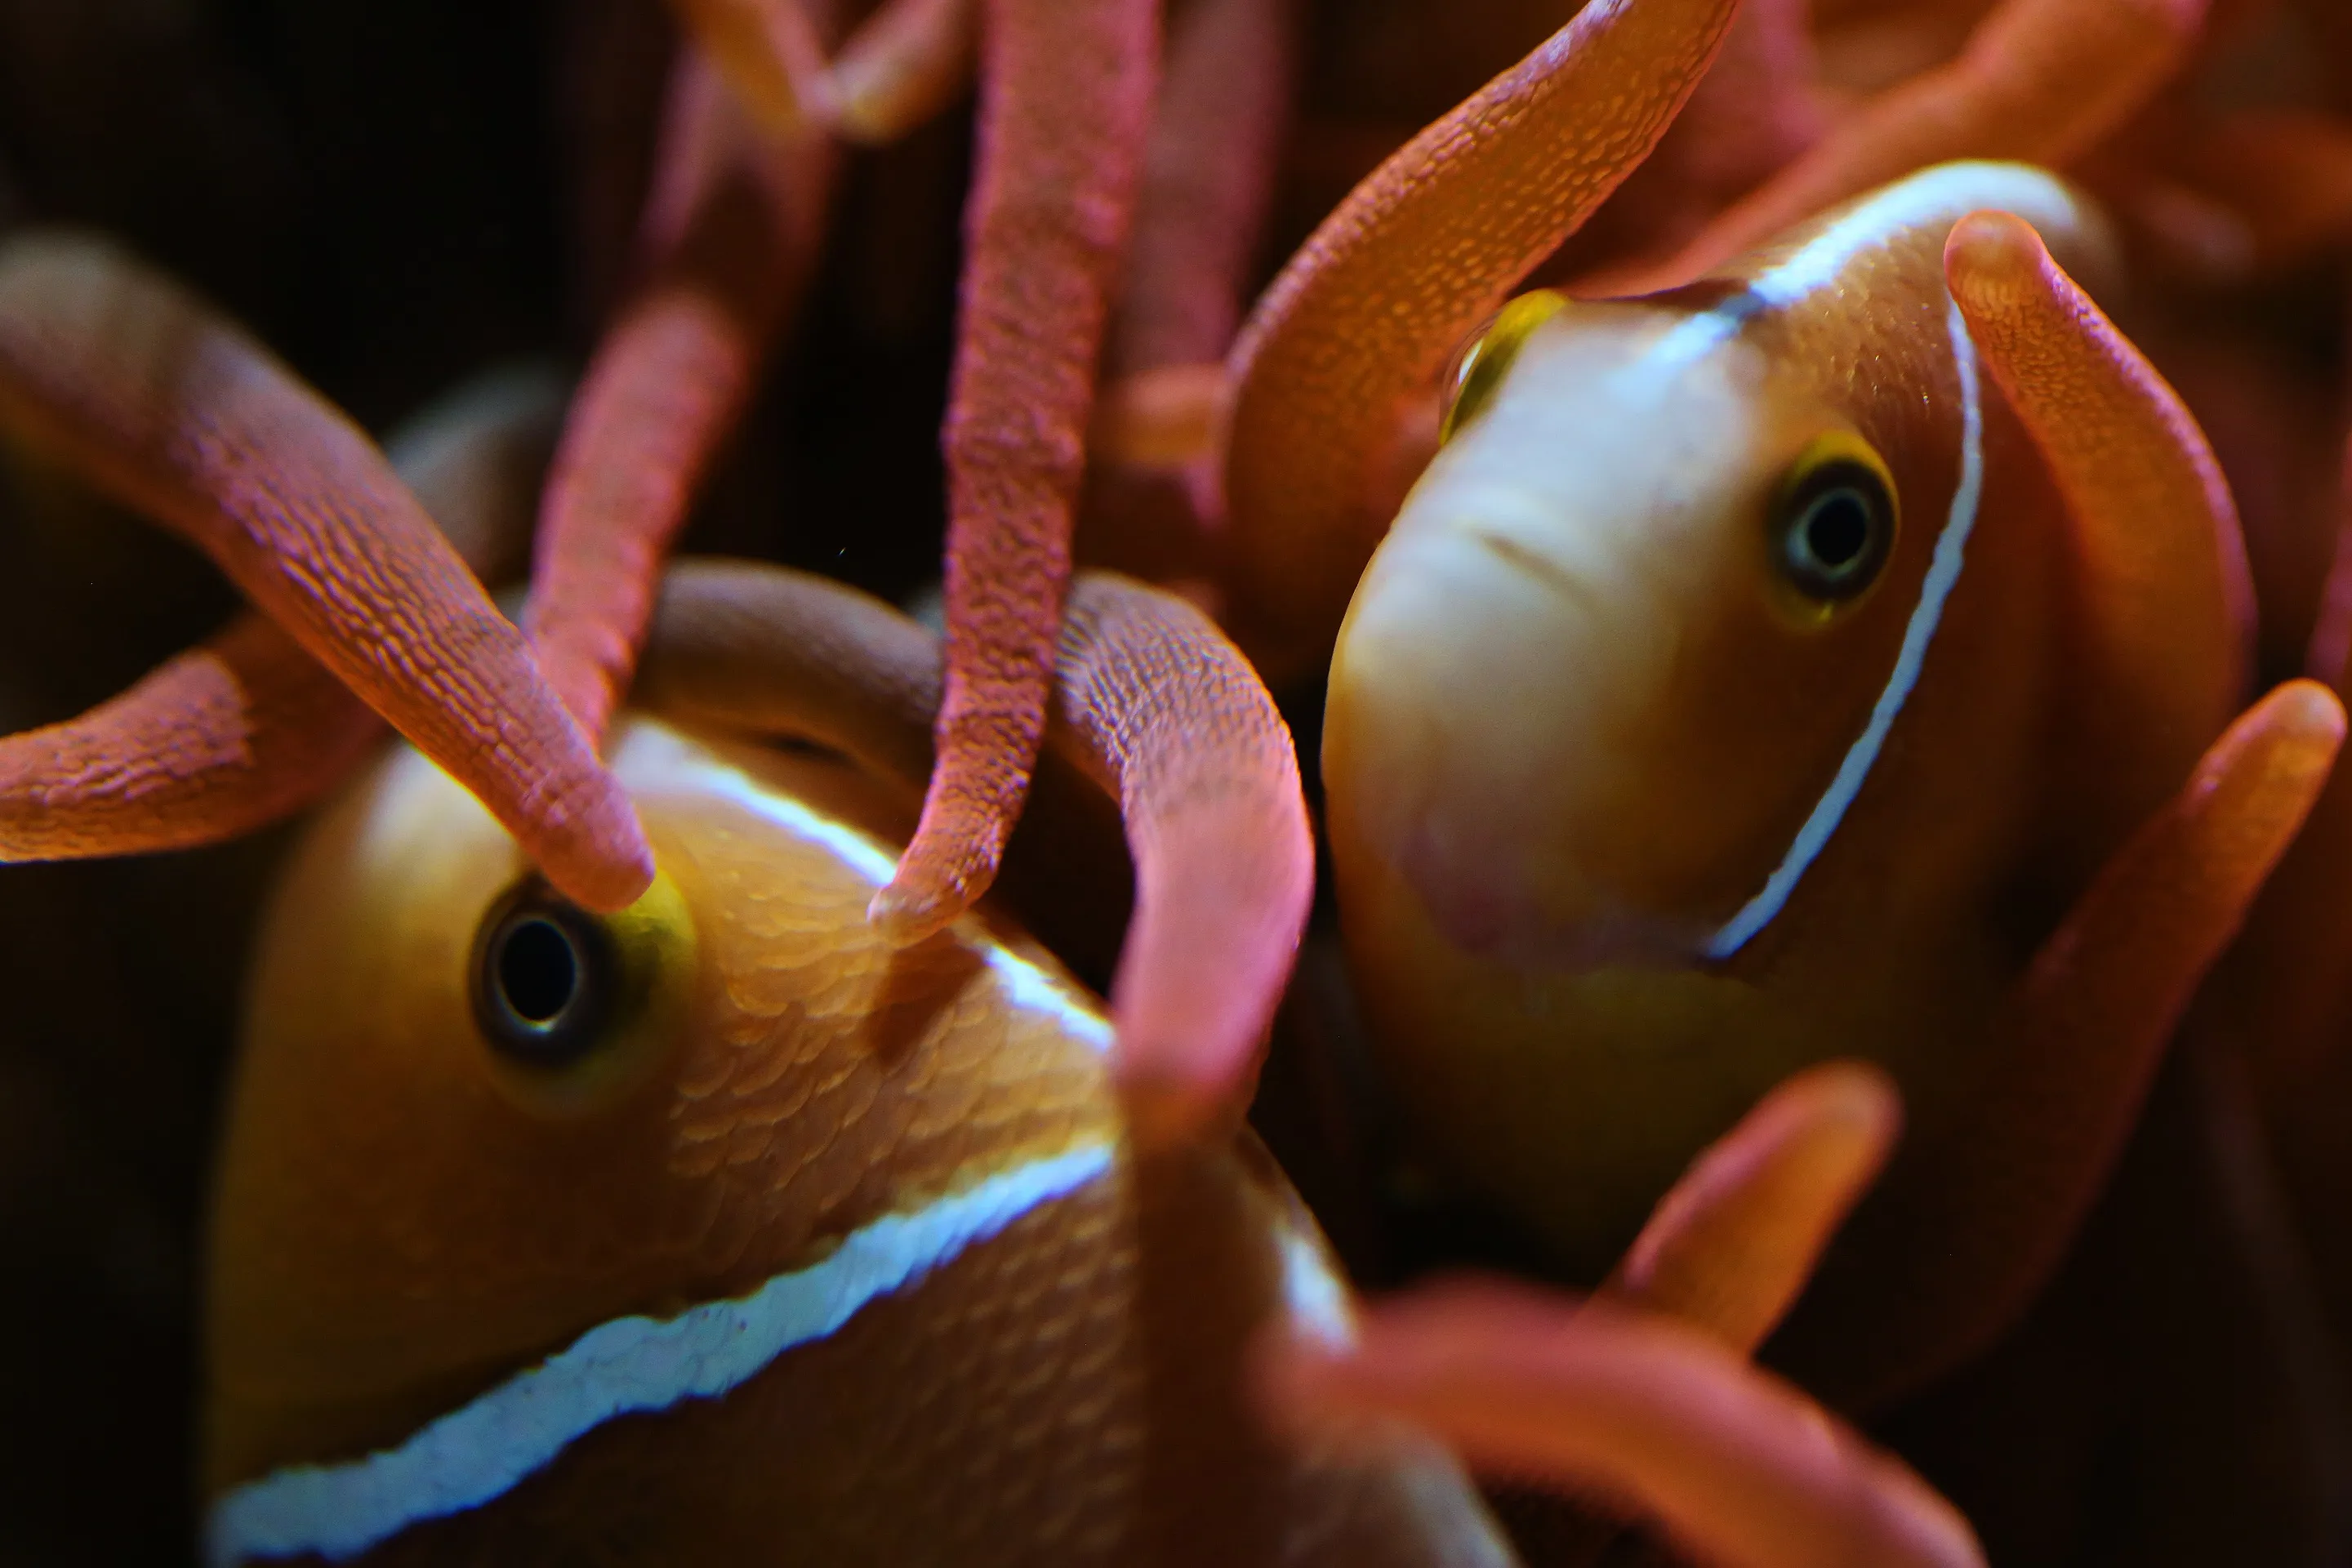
[0,232,652,911]
[1261,1283,1985,1568]
[1947,207,2252,822]
[1797,679,2343,1406]
[1560,0,1829,295]
[872,0,1160,939]
[528,49,835,743]
[1664,0,2209,281]
[666,0,835,136]
[1605,1061,1900,1356]
[825,0,978,145]
[631,559,944,793]
[1216,0,1740,673]
[1049,572,1311,1150]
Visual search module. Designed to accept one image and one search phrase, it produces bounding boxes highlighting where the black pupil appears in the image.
[471,884,614,1067]
[497,917,580,1024]
[1803,489,1873,572]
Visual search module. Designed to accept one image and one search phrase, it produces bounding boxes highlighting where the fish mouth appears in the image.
[1467,528,1599,613]
[1394,822,1710,975]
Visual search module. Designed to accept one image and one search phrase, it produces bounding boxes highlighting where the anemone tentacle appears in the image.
[0,233,650,910]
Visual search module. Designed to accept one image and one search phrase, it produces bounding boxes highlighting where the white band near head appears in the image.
[1702,293,1984,959]
[207,1142,1116,1566]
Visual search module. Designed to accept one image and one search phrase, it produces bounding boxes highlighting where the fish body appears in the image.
[206,719,1508,1566]
[1323,163,2243,1276]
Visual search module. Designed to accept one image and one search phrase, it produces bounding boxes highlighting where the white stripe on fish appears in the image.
[207,1141,1118,1566]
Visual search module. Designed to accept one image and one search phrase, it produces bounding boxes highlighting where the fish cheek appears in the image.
[208,751,710,1478]
[1340,843,1818,1279]
[1602,451,1910,926]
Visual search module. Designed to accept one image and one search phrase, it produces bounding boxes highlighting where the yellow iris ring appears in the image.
[1439,289,1568,446]
[481,865,698,1118]
[1766,428,1899,627]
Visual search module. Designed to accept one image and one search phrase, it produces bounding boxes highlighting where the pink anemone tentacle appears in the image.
[871,0,1160,939]
[526,45,837,744]
[0,616,378,860]
[1783,679,2343,1407]
[635,559,1310,1148]
[1218,0,1741,676]
[1049,572,1312,1150]
[1659,0,2211,283]
[0,231,651,911]
[1260,1282,1985,1568]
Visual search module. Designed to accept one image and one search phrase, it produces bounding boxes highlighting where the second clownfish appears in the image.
[1321,163,2328,1386]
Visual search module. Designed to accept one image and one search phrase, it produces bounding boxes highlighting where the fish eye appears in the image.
[1770,433,1898,608]
[470,881,618,1069]
[1439,289,1567,444]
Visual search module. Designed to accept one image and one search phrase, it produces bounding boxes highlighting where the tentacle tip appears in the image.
[871,822,1004,942]
[1943,209,2047,301]
[828,78,894,145]
[533,791,657,914]
[550,835,657,915]
[2271,676,2350,743]
[865,875,967,944]
[1786,1058,1905,1139]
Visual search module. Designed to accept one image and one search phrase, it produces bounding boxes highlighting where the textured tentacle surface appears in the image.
[0,367,561,862]
[0,232,651,910]
[1606,1061,1900,1356]
[1216,0,1740,670]
[0,615,376,860]
[528,49,835,742]
[1664,0,2209,280]
[1263,1284,1984,1568]
[1050,572,1312,1149]
[875,0,1159,938]
[1948,207,2251,829]
[1791,679,2342,1405]
[826,0,978,144]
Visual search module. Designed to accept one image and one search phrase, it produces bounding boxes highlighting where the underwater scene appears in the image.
[3,0,2352,1561]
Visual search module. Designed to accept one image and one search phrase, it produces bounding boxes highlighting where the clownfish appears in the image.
[1320,161,2266,1301]
[203,710,1512,1564]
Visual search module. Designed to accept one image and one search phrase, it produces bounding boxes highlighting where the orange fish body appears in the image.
[204,719,1508,1565]
[1321,163,2250,1280]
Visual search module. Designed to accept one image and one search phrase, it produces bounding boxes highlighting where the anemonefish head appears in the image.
[1332,284,1931,968]
[203,719,1128,1559]
[204,714,1512,1566]
[1321,163,2103,1269]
